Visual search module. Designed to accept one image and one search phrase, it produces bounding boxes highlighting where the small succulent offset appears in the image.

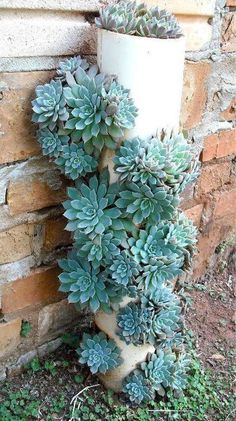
[107,251,140,286]
[114,133,198,193]
[37,128,69,158]
[55,143,98,180]
[96,1,183,39]
[122,371,154,404]
[78,332,122,374]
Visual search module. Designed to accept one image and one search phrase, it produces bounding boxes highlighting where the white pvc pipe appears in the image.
[97,29,185,137]
[96,29,185,392]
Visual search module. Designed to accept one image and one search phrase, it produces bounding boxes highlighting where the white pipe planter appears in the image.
[31,0,199,406]
[97,29,185,137]
[96,27,185,392]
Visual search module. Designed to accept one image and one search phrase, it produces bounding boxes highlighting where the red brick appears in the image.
[201,129,236,162]
[221,12,236,53]
[214,188,236,219]
[181,61,211,130]
[7,178,67,216]
[184,204,203,227]
[43,217,72,251]
[196,162,231,196]
[201,134,218,162]
[0,318,21,358]
[193,225,221,278]
[0,224,34,265]
[0,72,54,165]
[1,266,62,314]
[221,97,236,122]
[217,129,236,158]
[226,0,236,5]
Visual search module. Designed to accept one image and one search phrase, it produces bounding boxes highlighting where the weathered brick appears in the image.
[226,0,236,5]
[217,129,236,159]
[214,188,236,219]
[201,129,236,162]
[43,217,71,251]
[1,266,62,314]
[0,318,21,358]
[221,12,236,53]
[0,72,54,165]
[196,162,232,196]
[0,224,33,265]
[181,61,211,129]
[7,178,67,216]
[221,97,236,122]
[38,299,78,342]
[184,204,203,227]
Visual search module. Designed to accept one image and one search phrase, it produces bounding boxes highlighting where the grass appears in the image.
[0,348,235,421]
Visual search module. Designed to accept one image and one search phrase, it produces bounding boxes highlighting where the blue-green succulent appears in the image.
[122,372,154,404]
[117,302,151,345]
[96,2,183,39]
[141,350,176,396]
[57,55,89,78]
[63,169,122,237]
[140,350,190,397]
[55,143,98,179]
[78,332,122,374]
[37,128,69,158]
[116,182,178,225]
[108,251,140,286]
[32,80,69,130]
[74,231,120,268]
[63,65,137,152]
[114,133,198,193]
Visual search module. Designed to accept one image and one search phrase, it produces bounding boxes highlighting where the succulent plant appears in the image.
[96,1,183,39]
[117,302,151,345]
[136,6,183,39]
[55,143,98,179]
[63,65,137,152]
[37,128,69,158]
[114,133,198,193]
[58,251,110,313]
[122,371,154,404]
[141,350,176,396]
[74,231,120,268]
[108,251,140,286]
[116,182,178,225]
[95,1,138,35]
[78,332,122,374]
[32,80,69,130]
[128,223,181,264]
[57,55,89,78]
[63,169,122,237]
[151,307,182,343]
[137,257,183,293]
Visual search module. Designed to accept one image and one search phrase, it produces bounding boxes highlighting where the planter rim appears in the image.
[98,28,185,45]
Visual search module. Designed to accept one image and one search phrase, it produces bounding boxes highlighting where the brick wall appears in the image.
[0,0,235,380]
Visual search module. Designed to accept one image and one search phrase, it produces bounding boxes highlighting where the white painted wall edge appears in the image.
[0,0,101,12]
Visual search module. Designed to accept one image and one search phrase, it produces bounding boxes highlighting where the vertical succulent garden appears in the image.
[32,0,199,406]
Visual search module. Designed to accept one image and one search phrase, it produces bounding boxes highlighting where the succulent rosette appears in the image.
[78,332,122,374]
[55,143,98,180]
[37,128,69,158]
